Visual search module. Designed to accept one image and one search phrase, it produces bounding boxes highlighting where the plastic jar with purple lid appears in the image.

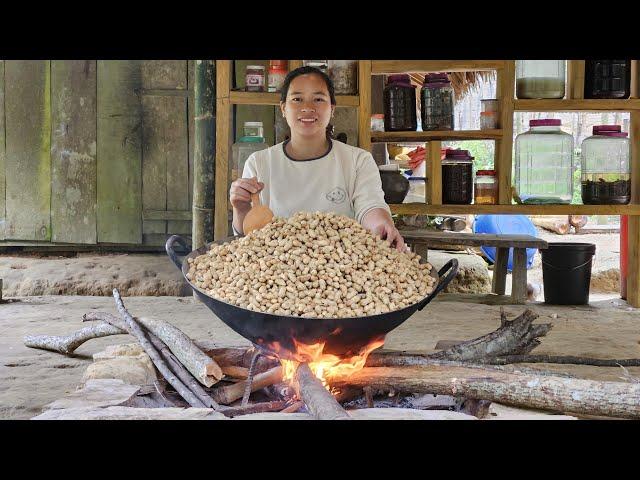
[514,118,574,204]
[420,73,454,131]
[581,125,630,204]
[442,148,474,204]
[383,74,417,132]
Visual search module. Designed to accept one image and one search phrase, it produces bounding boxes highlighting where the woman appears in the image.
[230,66,405,251]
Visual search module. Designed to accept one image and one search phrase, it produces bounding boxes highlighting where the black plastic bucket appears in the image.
[541,242,596,305]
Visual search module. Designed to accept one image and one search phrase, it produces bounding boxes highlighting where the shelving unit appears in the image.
[215,59,640,307]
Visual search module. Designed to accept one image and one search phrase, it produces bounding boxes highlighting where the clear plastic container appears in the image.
[516,60,566,99]
[474,170,498,205]
[231,124,269,182]
[580,125,630,204]
[370,114,385,132]
[481,99,499,113]
[327,60,358,95]
[303,60,328,72]
[442,149,474,204]
[245,65,265,92]
[383,74,417,132]
[584,60,631,99]
[514,119,574,204]
[420,73,454,131]
[480,111,498,130]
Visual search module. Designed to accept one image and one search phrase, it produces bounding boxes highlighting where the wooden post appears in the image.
[491,247,509,295]
[193,60,216,250]
[357,60,372,151]
[495,61,515,204]
[567,60,585,100]
[428,140,442,204]
[214,61,231,240]
[630,60,638,99]
[627,108,640,307]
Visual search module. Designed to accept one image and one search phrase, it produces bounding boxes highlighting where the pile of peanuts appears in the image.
[187,212,436,318]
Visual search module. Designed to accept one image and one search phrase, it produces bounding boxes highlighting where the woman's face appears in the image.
[280,73,335,139]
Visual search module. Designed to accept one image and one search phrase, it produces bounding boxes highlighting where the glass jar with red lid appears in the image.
[474,169,498,204]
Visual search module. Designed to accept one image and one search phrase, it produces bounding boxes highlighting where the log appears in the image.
[211,366,283,405]
[569,214,588,233]
[281,401,305,413]
[491,355,640,367]
[219,400,289,418]
[330,365,640,419]
[135,316,223,386]
[194,342,278,373]
[88,312,219,410]
[427,308,552,361]
[111,289,206,408]
[221,366,250,379]
[294,363,351,420]
[530,215,570,235]
[24,323,127,355]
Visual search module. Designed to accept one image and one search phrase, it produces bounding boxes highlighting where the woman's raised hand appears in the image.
[230,177,264,212]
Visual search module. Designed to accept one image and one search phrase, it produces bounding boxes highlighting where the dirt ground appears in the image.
[1,294,639,420]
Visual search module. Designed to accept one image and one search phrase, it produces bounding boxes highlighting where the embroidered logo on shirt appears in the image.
[326,187,347,204]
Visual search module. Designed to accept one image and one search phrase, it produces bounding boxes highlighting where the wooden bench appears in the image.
[399,230,548,304]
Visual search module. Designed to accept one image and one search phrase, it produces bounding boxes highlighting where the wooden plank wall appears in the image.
[96,60,143,244]
[51,60,97,244]
[0,61,5,240]
[141,60,191,244]
[4,60,51,241]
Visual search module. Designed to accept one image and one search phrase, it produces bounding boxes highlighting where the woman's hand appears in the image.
[361,208,406,252]
[230,177,264,213]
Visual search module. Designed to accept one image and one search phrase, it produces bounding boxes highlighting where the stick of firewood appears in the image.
[293,363,351,420]
[24,323,127,355]
[111,289,206,408]
[330,364,640,419]
[221,366,250,379]
[219,400,289,418]
[281,401,305,413]
[133,316,223,387]
[86,312,220,410]
[194,342,278,373]
[489,355,640,367]
[211,366,283,405]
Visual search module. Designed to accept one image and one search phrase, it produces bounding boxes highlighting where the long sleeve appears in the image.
[351,150,391,223]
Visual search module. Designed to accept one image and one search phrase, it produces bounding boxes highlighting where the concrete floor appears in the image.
[1,294,639,419]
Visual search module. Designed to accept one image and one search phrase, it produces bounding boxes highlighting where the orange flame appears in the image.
[278,338,385,390]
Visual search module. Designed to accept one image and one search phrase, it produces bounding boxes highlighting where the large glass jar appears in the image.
[328,60,358,95]
[442,148,474,204]
[420,73,454,131]
[581,125,630,204]
[516,60,566,99]
[383,74,417,132]
[231,122,269,182]
[584,60,631,99]
[514,119,574,204]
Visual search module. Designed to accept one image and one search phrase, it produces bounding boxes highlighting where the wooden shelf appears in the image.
[372,60,505,74]
[229,91,359,107]
[390,203,640,215]
[514,99,640,111]
[371,130,503,143]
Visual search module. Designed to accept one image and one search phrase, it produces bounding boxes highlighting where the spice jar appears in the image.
[480,111,498,130]
[474,170,498,204]
[420,73,454,131]
[371,114,385,132]
[268,60,288,93]
[383,74,417,132]
[580,125,630,205]
[303,60,328,72]
[442,148,474,204]
[245,65,265,92]
[328,60,358,95]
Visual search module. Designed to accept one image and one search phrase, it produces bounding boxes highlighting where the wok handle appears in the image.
[417,259,458,311]
[165,235,191,271]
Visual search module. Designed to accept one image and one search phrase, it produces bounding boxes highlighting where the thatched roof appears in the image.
[408,71,496,101]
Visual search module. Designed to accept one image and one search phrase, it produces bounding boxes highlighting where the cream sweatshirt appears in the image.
[241,139,391,224]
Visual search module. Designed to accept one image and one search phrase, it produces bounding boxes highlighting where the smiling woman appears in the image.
[228,66,407,251]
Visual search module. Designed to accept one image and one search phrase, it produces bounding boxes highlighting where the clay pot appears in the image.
[379,170,409,204]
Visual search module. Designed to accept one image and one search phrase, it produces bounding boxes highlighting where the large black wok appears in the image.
[166,235,457,361]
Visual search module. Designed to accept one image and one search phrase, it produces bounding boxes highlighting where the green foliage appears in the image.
[444,140,495,171]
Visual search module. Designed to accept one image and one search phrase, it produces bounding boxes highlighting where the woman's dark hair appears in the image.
[279,66,336,105]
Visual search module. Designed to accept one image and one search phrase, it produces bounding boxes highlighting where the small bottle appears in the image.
[245,65,265,92]
[474,170,498,204]
[268,60,288,93]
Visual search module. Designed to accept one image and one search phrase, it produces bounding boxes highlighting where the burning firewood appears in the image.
[329,364,640,419]
[293,363,351,420]
[211,366,283,405]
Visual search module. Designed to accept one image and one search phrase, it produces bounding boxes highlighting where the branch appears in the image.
[293,363,351,420]
[112,288,206,408]
[24,322,126,355]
